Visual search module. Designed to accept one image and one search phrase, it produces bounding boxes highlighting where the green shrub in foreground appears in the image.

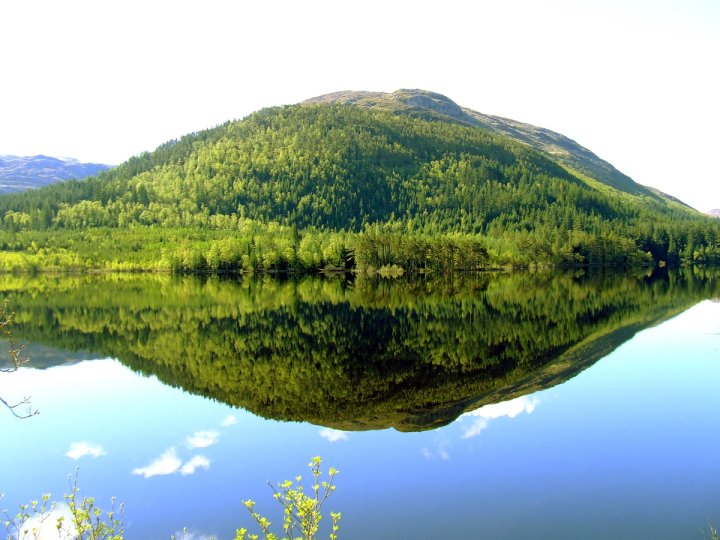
[2,458,339,540]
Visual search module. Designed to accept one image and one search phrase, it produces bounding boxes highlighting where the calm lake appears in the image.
[1,269,719,539]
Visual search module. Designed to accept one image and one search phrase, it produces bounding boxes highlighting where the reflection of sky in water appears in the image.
[460,395,541,440]
[66,440,106,460]
[2,300,720,539]
[319,427,349,443]
[14,503,76,540]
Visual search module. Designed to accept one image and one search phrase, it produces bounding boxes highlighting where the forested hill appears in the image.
[0,104,586,231]
[0,96,718,272]
[305,89,669,199]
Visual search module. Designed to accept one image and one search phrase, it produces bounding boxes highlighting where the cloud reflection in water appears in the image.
[319,428,349,442]
[186,431,220,449]
[461,396,540,439]
[132,448,183,478]
[65,441,106,460]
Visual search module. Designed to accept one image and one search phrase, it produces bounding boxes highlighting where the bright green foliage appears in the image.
[2,459,339,540]
[0,104,717,271]
[237,457,340,540]
[3,459,340,540]
[2,472,123,540]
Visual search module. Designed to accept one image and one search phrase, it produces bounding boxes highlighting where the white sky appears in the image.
[1,0,718,211]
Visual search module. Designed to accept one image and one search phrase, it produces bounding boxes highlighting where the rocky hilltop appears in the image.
[306,89,683,202]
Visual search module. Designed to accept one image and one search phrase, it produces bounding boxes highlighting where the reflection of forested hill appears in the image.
[1,269,718,431]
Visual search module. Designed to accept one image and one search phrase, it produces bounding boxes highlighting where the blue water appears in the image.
[2,300,719,539]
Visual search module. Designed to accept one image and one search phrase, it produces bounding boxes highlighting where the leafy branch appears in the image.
[238,456,341,540]
[2,470,123,540]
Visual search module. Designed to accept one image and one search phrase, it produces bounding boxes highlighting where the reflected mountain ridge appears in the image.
[1,269,718,431]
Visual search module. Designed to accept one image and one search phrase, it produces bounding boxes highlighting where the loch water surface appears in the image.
[1,269,719,539]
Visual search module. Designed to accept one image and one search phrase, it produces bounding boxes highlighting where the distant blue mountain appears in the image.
[0,155,110,193]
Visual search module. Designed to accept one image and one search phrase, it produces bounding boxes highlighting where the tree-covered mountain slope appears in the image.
[306,89,678,201]
[0,155,110,193]
[0,94,718,272]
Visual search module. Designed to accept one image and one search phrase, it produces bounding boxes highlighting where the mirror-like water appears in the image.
[1,269,719,539]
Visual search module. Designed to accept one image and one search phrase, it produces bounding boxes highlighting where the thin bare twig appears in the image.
[0,300,38,418]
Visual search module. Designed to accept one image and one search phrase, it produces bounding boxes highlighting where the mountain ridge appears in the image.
[305,89,686,204]
[0,154,110,193]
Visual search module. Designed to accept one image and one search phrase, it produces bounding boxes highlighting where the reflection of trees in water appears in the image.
[1,268,718,431]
